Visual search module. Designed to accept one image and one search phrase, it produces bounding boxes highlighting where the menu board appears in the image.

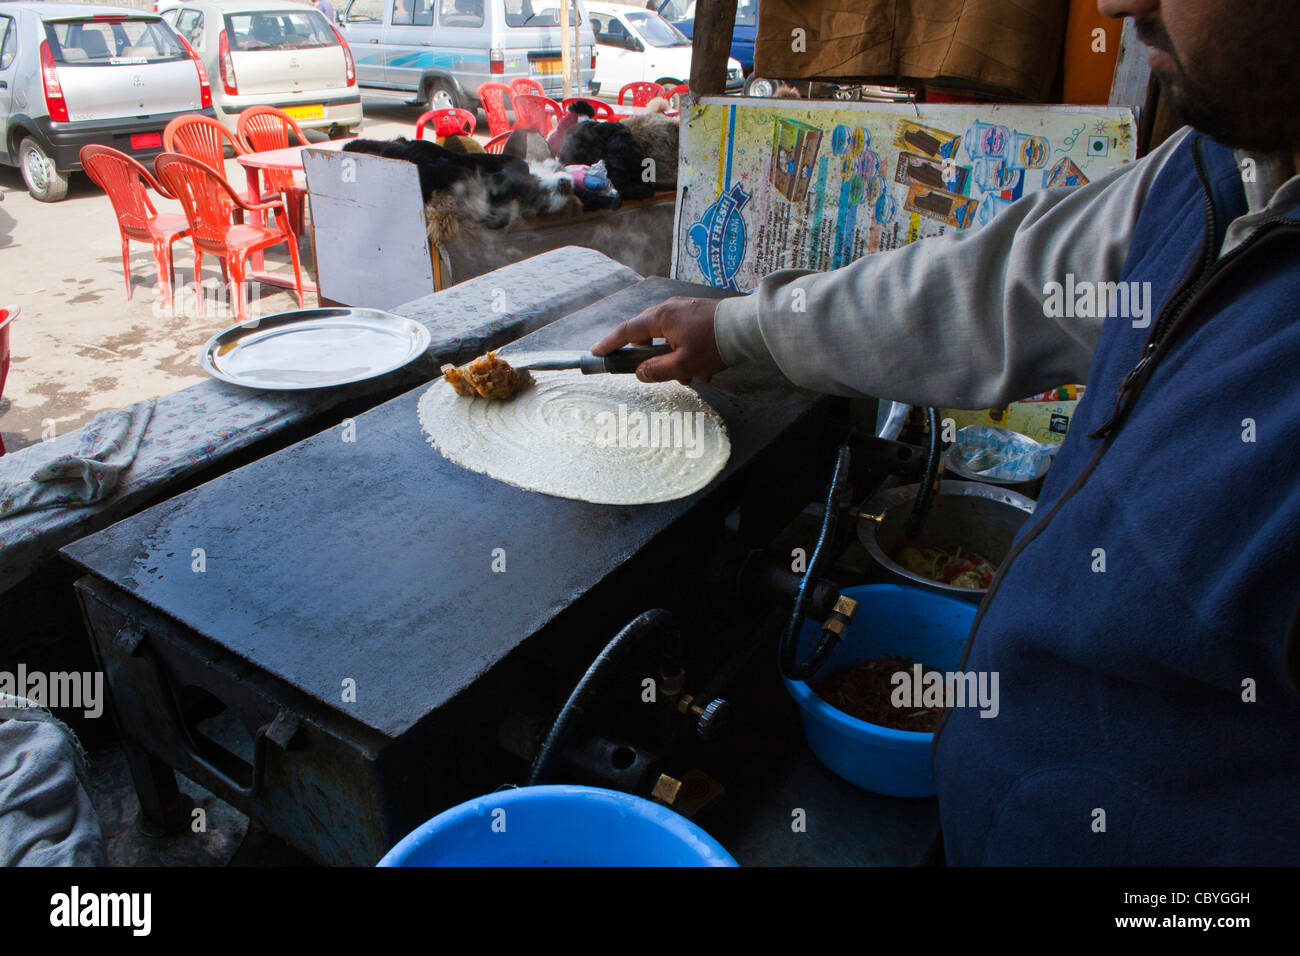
[672,99,1136,291]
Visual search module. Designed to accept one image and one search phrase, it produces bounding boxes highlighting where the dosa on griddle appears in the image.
[418,351,731,504]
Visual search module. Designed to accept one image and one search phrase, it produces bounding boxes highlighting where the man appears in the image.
[593,0,1300,864]
[314,0,335,23]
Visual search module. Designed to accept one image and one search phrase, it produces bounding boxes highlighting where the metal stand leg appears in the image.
[122,740,191,837]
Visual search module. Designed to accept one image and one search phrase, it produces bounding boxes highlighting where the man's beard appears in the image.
[1155,67,1252,148]
[1138,16,1298,152]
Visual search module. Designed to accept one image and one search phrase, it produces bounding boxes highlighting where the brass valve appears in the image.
[821,593,858,637]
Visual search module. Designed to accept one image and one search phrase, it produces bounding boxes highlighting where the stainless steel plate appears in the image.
[200,308,431,390]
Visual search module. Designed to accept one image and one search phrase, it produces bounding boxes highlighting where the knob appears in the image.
[695,698,731,740]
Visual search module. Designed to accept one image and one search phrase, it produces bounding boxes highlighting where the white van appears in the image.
[338,0,597,112]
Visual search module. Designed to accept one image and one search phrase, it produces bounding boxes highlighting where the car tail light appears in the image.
[39,41,69,123]
[177,35,212,108]
[130,132,162,150]
[490,48,504,75]
[590,49,596,69]
[218,29,237,95]
[331,25,355,86]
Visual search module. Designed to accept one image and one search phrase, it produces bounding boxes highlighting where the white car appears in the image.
[585,1,740,97]
[162,0,361,135]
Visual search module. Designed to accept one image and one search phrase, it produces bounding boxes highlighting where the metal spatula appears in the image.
[513,345,673,375]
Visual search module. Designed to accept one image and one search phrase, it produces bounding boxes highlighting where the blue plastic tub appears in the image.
[377,785,738,867]
[782,583,977,797]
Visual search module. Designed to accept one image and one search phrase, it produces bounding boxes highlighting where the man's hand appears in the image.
[590,296,727,385]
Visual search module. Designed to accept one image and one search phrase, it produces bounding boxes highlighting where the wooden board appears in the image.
[302,149,436,310]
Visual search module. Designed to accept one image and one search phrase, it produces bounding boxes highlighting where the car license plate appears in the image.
[531,58,561,76]
[130,132,162,150]
[282,104,324,120]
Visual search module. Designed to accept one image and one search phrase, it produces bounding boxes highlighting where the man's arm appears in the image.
[595,129,1194,401]
[711,128,1192,408]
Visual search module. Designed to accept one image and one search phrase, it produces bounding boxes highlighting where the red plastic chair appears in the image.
[80,145,192,309]
[155,153,303,323]
[512,94,562,134]
[618,81,667,107]
[484,132,512,154]
[0,305,16,456]
[415,107,476,141]
[561,97,615,119]
[163,114,247,175]
[478,82,514,137]
[509,77,544,98]
[162,114,251,221]
[664,83,689,109]
[234,106,310,237]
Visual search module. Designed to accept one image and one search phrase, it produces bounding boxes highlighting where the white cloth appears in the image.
[0,697,105,866]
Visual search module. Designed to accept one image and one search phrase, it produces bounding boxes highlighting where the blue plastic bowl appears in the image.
[377,785,738,867]
[782,584,977,797]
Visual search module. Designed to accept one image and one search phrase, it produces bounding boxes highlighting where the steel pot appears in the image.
[858,480,1036,600]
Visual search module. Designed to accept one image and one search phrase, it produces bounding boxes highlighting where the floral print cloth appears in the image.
[0,400,155,517]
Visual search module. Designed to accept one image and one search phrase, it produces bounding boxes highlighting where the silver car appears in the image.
[338,0,597,112]
[163,0,362,136]
[0,2,214,201]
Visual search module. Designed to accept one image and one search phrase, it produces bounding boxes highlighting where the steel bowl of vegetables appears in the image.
[858,480,1037,601]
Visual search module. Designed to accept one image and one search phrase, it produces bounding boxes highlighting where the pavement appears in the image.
[0,100,418,454]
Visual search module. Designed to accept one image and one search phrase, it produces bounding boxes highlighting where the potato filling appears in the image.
[441,350,533,400]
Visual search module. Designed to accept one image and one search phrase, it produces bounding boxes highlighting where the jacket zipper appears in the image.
[1089,141,1219,439]
[1092,212,1296,440]
[931,139,1299,757]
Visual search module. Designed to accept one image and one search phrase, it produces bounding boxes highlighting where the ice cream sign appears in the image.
[687,183,751,291]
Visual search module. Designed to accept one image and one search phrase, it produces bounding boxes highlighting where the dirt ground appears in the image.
[0,101,418,454]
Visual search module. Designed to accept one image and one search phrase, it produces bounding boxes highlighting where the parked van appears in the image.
[0,2,214,201]
[337,0,597,112]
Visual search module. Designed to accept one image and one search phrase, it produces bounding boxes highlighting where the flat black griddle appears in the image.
[63,279,836,741]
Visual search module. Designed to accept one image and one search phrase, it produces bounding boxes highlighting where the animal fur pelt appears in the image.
[618,97,679,191]
[527,159,585,218]
[558,120,654,201]
[547,99,595,155]
[503,129,555,163]
[437,134,485,153]
[343,137,520,203]
[343,137,576,242]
